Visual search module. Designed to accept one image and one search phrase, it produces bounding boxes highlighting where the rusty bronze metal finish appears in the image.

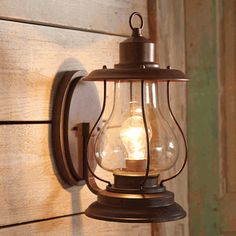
[129,12,144,30]
[85,189,186,223]
[52,71,85,185]
[83,13,189,82]
[114,175,158,190]
[117,28,155,67]
[106,174,164,194]
[140,79,151,187]
[52,70,101,186]
[84,12,188,222]
[52,12,188,223]
[117,12,155,68]
[84,67,188,82]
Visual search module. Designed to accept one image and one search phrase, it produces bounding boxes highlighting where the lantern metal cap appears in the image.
[117,11,156,67]
[83,12,189,82]
[117,28,156,67]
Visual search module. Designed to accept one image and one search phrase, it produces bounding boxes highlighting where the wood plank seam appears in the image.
[0,121,51,125]
[0,212,85,230]
[0,17,129,38]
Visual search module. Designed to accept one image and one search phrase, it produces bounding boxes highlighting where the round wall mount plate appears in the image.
[52,70,101,186]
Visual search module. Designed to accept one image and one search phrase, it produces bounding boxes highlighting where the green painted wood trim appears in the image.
[185,0,220,235]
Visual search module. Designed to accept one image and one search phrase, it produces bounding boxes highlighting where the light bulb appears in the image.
[119,102,152,172]
[120,114,146,160]
[120,103,151,160]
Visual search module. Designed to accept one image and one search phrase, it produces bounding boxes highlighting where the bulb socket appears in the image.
[125,159,146,172]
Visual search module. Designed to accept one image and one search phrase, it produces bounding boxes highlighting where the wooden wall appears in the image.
[152,1,188,235]
[0,1,152,235]
[186,0,220,235]
[218,0,236,235]
[186,0,236,235]
[0,1,188,235]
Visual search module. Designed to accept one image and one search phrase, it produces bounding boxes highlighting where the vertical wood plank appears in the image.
[219,0,236,194]
[185,0,220,235]
[151,0,188,235]
[219,0,236,234]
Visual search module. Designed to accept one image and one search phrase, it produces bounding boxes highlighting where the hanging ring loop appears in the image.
[129,12,144,30]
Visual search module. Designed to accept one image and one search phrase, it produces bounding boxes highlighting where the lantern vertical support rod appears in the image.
[140,80,151,188]
[160,81,188,186]
[86,80,112,187]
[80,122,100,195]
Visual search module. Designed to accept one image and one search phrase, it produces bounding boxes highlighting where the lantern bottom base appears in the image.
[85,189,186,223]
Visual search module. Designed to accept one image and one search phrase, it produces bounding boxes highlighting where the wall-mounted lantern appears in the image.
[52,12,189,223]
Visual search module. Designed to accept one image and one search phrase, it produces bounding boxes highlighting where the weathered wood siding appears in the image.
[153,0,188,235]
[219,0,236,234]
[186,0,236,235]
[0,1,189,235]
[186,0,220,235]
[0,1,151,235]
[0,215,151,236]
[0,0,148,37]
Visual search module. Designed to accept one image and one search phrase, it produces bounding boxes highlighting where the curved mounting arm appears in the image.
[52,71,86,186]
[160,81,188,186]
